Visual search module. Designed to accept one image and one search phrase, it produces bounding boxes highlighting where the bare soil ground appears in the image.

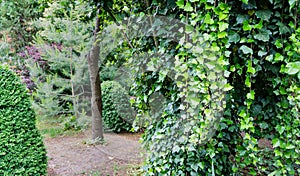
[44,131,144,176]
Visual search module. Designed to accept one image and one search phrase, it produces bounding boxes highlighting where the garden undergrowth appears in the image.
[36,118,79,138]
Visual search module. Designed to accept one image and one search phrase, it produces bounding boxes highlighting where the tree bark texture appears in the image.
[87,8,104,140]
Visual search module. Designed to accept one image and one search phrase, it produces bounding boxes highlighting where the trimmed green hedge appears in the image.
[101,81,134,133]
[0,65,47,175]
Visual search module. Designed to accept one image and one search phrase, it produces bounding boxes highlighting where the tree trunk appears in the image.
[87,8,104,140]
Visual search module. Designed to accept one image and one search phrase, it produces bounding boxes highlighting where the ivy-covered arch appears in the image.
[129,0,299,175]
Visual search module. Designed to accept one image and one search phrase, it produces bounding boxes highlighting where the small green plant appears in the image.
[113,163,120,175]
[101,81,135,133]
[63,114,91,131]
[0,65,47,175]
[126,163,144,176]
[89,170,101,176]
[36,119,65,138]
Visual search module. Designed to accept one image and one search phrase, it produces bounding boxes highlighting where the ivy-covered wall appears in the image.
[130,0,299,175]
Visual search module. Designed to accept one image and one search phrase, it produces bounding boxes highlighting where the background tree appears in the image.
[87,6,104,140]
[24,1,93,130]
[87,0,134,140]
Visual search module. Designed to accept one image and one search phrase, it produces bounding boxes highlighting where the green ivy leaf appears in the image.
[277,22,291,34]
[204,14,214,24]
[224,83,233,91]
[245,76,251,87]
[241,0,249,4]
[259,122,268,129]
[275,125,285,134]
[275,39,283,48]
[246,90,255,100]
[289,0,297,9]
[184,2,193,12]
[218,12,228,21]
[285,61,300,75]
[236,14,247,24]
[286,143,295,149]
[172,145,181,153]
[255,10,272,21]
[243,20,252,31]
[272,138,280,148]
[218,22,229,32]
[254,20,263,29]
[176,0,184,9]
[239,109,247,118]
[224,70,231,77]
[253,29,271,42]
[247,61,256,74]
[185,24,194,34]
[266,55,273,62]
[240,45,253,55]
[225,51,231,57]
[218,31,227,38]
[228,32,240,43]
[258,50,267,57]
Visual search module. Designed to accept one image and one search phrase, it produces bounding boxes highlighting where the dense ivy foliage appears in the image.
[0,65,47,175]
[101,81,134,132]
[126,0,300,175]
[224,0,299,174]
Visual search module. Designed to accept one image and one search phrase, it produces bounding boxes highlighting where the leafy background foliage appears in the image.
[0,65,47,175]
[101,81,134,132]
[0,0,41,52]
[23,1,93,131]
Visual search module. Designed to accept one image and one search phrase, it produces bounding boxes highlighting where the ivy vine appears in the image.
[128,0,300,175]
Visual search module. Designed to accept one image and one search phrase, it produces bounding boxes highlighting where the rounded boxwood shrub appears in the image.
[0,65,47,175]
[101,81,135,132]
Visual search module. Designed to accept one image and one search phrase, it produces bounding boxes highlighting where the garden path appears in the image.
[45,131,144,175]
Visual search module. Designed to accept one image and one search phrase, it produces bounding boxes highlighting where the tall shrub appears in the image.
[0,65,47,175]
[102,81,134,132]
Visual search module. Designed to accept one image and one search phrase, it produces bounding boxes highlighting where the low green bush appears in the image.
[101,81,135,133]
[0,65,47,175]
